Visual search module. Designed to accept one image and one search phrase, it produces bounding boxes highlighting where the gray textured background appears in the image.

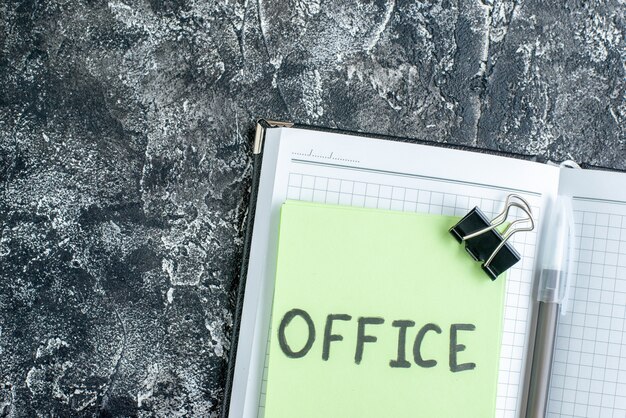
[0,0,624,416]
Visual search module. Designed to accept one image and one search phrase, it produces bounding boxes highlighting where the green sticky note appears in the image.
[263,201,506,418]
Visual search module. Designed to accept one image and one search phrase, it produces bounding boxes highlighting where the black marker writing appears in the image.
[276,308,478,372]
[389,320,415,368]
[449,323,476,372]
[414,323,442,368]
[278,308,316,359]
[322,314,352,361]
[355,317,385,364]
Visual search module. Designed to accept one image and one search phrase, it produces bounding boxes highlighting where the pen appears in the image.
[525,196,574,418]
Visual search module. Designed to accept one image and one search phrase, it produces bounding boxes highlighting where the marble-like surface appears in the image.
[0,0,624,416]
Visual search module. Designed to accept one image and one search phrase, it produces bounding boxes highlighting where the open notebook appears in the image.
[223,123,626,418]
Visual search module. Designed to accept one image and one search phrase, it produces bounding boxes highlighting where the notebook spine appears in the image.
[221,152,262,418]
[222,119,293,418]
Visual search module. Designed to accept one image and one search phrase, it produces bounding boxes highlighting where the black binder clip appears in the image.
[450,194,535,280]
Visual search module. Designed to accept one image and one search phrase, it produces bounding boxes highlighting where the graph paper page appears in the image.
[547,169,626,418]
[230,127,560,418]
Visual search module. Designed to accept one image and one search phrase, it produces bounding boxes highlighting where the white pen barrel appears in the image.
[525,301,560,418]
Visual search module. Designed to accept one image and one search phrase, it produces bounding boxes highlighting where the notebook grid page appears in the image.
[548,208,626,418]
[258,171,541,418]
